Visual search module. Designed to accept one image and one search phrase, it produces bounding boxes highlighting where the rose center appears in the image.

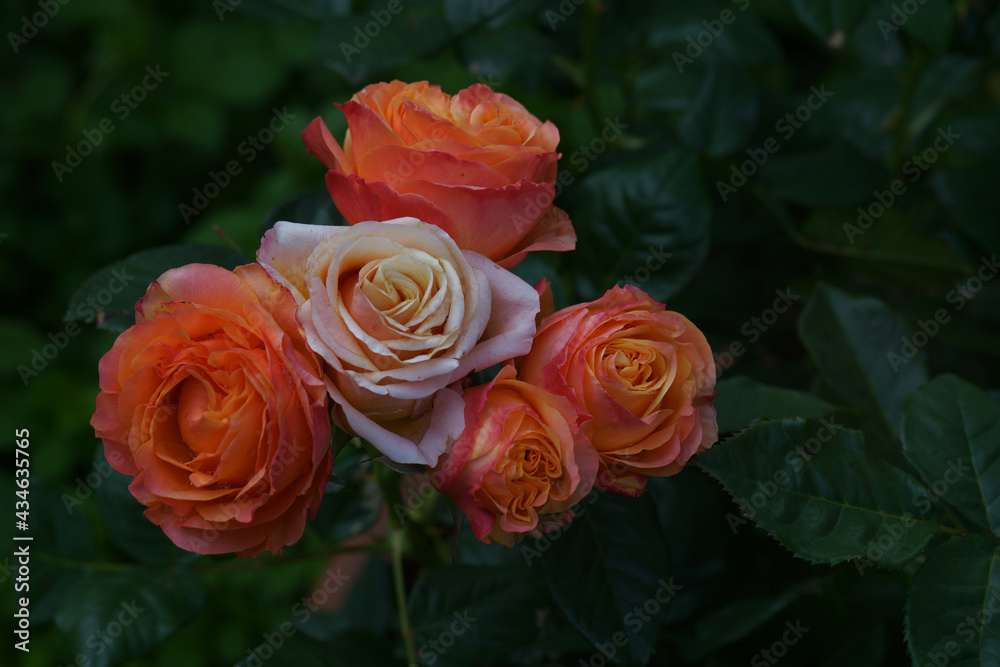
[359,254,451,337]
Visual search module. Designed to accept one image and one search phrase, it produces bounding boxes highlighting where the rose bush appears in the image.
[302,80,576,268]
[431,365,598,546]
[258,217,539,466]
[519,285,718,496]
[90,263,333,558]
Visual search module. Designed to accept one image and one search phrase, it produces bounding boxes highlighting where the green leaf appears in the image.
[714,377,837,433]
[570,149,711,302]
[312,447,383,542]
[65,244,251,333]
[54,568,206,667]
[797,283,928,437]
[675,579,823,661]
[904,55,981,142]
[678,63,759,157]
[802,209,972,285]
[93,447,195,565]
[697,418,936,566]
[758,144,887,207]
[539,492,673,665]
[872,0,954,52]
[905,536,1000,666]
[408,565,548,665]
[793,0,869,39]
[901,375,1000,534]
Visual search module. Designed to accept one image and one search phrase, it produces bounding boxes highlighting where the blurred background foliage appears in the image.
[2,0,999,665]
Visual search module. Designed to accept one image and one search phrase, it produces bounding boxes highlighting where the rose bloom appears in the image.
[91,264,333,558]
[431,366,598,546]
[302,80,575,268]
[258,217,539,466]
[519,286,717,496]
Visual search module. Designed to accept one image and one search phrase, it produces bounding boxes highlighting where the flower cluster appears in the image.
[91,80,717,556]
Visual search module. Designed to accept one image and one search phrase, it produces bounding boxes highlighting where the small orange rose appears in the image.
[519,286,717,495]
[431,366,598,545]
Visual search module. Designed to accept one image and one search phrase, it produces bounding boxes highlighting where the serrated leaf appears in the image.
[714,377,837,433]
[55,568,206,667]
[697,418,936,566]
[570,149,710,302]
[65,244,250,333]
[798,283,928,437]
[901,375,1000,535]
[538,492,673,665]
[906,536,1000,667]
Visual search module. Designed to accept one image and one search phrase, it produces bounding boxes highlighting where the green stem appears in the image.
[390,524,417,666]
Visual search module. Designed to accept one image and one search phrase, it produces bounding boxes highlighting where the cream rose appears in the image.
[257,218,539,465]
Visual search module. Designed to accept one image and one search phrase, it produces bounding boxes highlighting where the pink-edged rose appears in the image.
[257,217,539,466]
[431,365,599,546]
[302,80,575,268]
[91,264,333,558]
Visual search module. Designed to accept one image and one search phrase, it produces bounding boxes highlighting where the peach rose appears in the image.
[91,264,333,558]
[302,80,576,268]
[519,286,717,496]
[431,366,598,546]
[257,217,539,466]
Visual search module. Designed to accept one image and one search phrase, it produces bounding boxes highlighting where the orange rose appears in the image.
[519,286,717,496]
[302,80,576,268]
[431,366,598,546]
[91,264,333,558]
